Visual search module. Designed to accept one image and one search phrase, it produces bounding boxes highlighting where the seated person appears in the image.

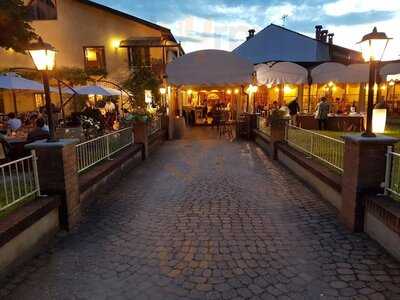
[27,118,50,142]
[7,113,22,131]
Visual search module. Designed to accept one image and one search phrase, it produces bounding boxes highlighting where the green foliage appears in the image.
[0,0,38,53]
[122,67,161,108]
[53,67,89,85]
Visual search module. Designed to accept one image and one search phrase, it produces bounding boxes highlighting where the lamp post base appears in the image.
[361,131,376,138]
[47,137,60,143]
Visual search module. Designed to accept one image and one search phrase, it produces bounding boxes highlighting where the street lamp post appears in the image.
[358,27,391,137]
[27,38,57,142]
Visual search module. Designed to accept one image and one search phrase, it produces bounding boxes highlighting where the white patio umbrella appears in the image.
[256,62,308,85]
[345,63,369,83]
[380,62,400,81]
[0,72,58,112]
[0,72,50,91]
[311,62,348,84]
[73,85,123,96]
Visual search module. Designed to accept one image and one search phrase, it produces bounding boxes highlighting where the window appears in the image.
[128,47,150,67]
[83,47,106,71]
[27,0,57,20]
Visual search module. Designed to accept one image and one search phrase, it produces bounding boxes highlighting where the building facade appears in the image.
[0,0,183,113]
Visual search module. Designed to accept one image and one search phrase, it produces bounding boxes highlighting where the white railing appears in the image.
[286,125,345,172]
[257,116,271,136]
[148,116,162,136]
[0,151,40,213]
[384,146,400,197]
[76,127,133,174]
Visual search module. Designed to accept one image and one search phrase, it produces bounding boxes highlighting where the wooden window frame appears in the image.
[83,46,107,72]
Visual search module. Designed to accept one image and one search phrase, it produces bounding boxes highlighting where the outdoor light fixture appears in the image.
[247,85,258,94]
[226,89,232,95]
[27,37,57,142]
[328,81,334,88]
[111,39,121,49]
[284,85,292,94]
[159,87,166,95]
[28,37,56,71]
[266,83,272,88]
[234,88,240,94]
[372,108,387,133]
[357,27,392,137]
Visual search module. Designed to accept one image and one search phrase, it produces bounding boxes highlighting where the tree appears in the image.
[123,67,161,109]
[0,0,38,53]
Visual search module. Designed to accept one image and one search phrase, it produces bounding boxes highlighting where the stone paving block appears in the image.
[1,127,400,299]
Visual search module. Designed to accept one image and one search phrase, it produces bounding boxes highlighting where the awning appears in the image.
[166,49,254,86]
[345,64,369,83]
[120,37,179,48]
[256,62,308,85]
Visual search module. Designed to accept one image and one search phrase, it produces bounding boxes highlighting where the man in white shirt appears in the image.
[7,113,22,131]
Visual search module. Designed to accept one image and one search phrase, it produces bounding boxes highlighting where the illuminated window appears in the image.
[128,47,150,67]
[34,94,45,108]
[83,47,106,71]
[28,0,57,20]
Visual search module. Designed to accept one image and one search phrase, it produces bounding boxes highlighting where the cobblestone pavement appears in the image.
[1,127,400,300]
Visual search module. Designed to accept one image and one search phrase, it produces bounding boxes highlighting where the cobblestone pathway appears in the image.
[1,127,400,300]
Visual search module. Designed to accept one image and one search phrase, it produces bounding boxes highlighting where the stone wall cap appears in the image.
[342,134,400,144]
[25,139,80,149]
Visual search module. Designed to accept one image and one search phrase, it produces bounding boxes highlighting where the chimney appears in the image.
[321,30,328,42]
[247,29,256,41]
[315,25,323,40]
[328,33,334,44]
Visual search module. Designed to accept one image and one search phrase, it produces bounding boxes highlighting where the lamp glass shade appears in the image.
[360,39,389,61]
[372,108,387,133]
[358,27,391,62]
[29,49,56,71]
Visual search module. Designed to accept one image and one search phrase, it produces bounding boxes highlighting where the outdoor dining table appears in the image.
[297,114,365,132]
[5,136,30,159]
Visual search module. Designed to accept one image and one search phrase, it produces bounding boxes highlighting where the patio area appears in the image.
[1,127,399,299]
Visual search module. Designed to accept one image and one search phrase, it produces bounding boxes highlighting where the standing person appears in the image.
[315,97,330,130]
[288,98,300,126]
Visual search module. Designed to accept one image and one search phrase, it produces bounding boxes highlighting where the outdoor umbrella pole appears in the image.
[42,70,56,141]
[12,90,18,113]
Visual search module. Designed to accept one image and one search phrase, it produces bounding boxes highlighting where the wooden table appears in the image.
[297,115,365,132]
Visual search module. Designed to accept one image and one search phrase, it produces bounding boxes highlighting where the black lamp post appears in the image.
[27,38,57,142]
[358,27,391,137]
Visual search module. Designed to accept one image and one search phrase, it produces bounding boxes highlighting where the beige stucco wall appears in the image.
[0,0,167,81]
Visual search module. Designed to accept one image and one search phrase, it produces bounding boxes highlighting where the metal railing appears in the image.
[256,116,271,136]
[0,151,40,213]
[148,116,162,136]
[384,146,400,198]
[76,127,133,174]
[286,125,345,172]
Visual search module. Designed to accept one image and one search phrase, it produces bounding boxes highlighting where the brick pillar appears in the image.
[133,121,148,159]
[341,135,399,232]
[25,139,80,230]
[270,117,289,159]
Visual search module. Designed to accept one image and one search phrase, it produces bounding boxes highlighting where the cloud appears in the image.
[323,0,400,16]
[92,0,400,59]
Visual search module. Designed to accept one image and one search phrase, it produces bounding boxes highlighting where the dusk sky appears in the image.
[100,0,399,59]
